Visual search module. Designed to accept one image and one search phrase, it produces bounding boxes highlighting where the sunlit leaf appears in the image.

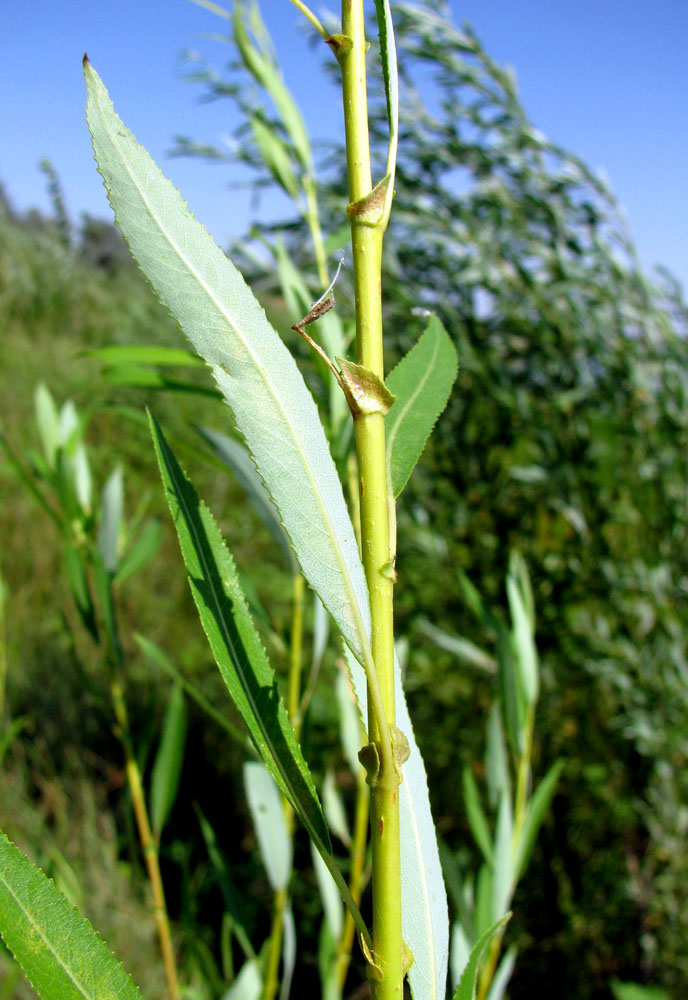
[149,413,331,856]
[114,517,162,584]
[0,830,143,1000]
[514,759,564,881]
[34,383,60,470]
[98,466,123,573]
[85,58,372,678]
[244,761,292,892]
[451,915,510,1000]
[386,315,458,497]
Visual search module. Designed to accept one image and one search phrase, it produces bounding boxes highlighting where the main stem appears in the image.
[336,3,402,998]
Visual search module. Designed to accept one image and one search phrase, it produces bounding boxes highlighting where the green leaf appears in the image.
[373,0,399,164]
[452,915,510,1000]
[244,761,292,892]
[496,629,526,757]
[134,633,247,746]
[63,544,97,640]
[114,518,162,584]
[462,767,494,866]
[281,905,296,1000]
[84,58,372,679]
[34,383,60,471]
[335,667,363,779]
[386,315,458,497]
[484,703,509,809]
[322,769,351,848]
[418,618,496,674]
[474,864,493,940]
[609,981,671,1000]
[148,412,331,855]
[224,958,262,1000]
[514,759,564,881]
[506,553,538,705]
[485,945,517,1000]
[98,466,123,574]
[491,790,513,921]
[311,841,344,940]
[197,426,296,572]
[84,344,205,367]
[0,830,143,1000]
[100,365,221,399]
[194,804,255,959]
[233,0,311,171]
[250,112,299,199]
[151,683,188,840]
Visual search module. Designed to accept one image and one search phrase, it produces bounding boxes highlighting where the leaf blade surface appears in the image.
[84,59,371,673]
[0,830,143,1000]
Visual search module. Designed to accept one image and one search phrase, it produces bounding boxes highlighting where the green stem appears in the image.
[98,567,180,1000]
[109,674,181,1000]
[336,3,401,997]
[335,764,370,993]
[264,571,305,1000]
[262,880,288,1000]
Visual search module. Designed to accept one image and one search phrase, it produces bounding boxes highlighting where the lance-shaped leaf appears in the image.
[0,830,143,1000]
[452,915,511,1000]
[197,425,296,572]
[84,57,372,680]
[150,415,371,949]
[84,344,205,368]
[513,759,565,881]
[151,682,188,840]
[149,413,330,854]
[244,761,292,891]
[386,315,458,498]
[373,0,399,188]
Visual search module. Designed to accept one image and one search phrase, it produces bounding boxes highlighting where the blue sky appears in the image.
[3,1,686,291]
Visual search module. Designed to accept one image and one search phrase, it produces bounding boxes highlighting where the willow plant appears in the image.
[0,3,516,1000]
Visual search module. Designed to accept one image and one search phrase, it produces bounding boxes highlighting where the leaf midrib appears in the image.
[93,75,374,679]
[386,326,443,494]
[0,860,100,1000]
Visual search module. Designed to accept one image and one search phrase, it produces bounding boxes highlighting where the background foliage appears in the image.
[1,1,687,997]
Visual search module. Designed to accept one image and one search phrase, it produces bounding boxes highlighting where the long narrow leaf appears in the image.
[462,767,494,866]
[514,759,564,881]
[84,57,372,682]
[135,633,247,746]
[83,344,205,368]
[149,413,331,855]
[150,683,188,840]
[452,915,510,1000]
[373,0,399,182]
[386,316,458,498]
[244,761,292,892]
[197,426,296,572]
[0,830,143,1000]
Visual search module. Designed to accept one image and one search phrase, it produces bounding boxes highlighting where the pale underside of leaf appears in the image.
[84,58,372,678]
[149,413,330,853]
